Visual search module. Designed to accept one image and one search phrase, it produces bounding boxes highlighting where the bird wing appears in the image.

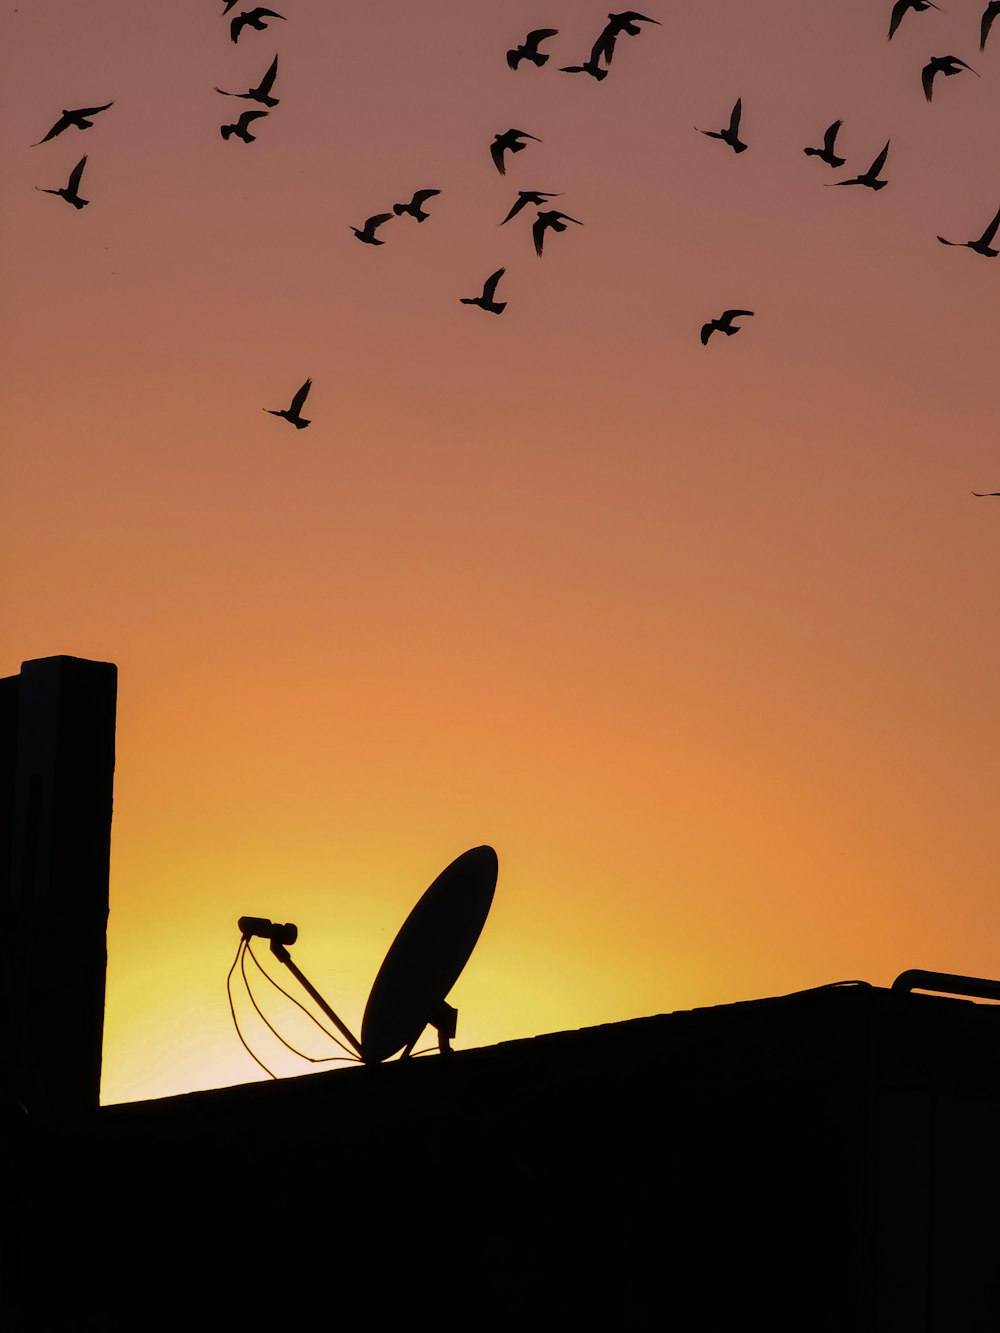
[365,213,393,231]
[514,130,542,142]
[238,110,268,127]
[532,215,548,256]
[887,0,910,39]
[700,322,715,345]
[983,3,1000,49]
[257,55,279,93]
[823,120,843,151]
[411,189,440,206]
[252,8,286,17]
[971,491,1000,496]
[506,49,521,70]
[77,102,114,117]
[289,379,312,414]
[67,156,87,191]
[482,268,505,299]
[527,28,558,48]
[490,139,506,173]
[729,99,743,134]
[592,29,617,64]
[868,141,890,176]
[34,114,71,145]
[921,61,936,99]
[978,203,1000,245]
[721,309,753,320]
[500,197,528,225]
[553,213,584,225]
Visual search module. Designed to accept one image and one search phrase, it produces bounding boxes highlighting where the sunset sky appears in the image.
[2,1,997,1105]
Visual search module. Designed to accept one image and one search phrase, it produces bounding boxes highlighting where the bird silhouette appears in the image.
[982,1,1000,48]
[216,55,279,107]
[266,379,312,429]
[532,210,583,257]
[971,490,1000,496]
[887,0,943,40]
[921,55,978,100]
[221,110,269,142]
[701,309,753,344]
[937,203,1000,256]
[392,189,441,221]
[491,129,541,175]
[593,11,661,65]
[350,213,393,245]
[231,8,285,43]
[803,120,845,168]
[696,99,747,153]
[500,191,562,225]
[33,103,113,146]
[507,29,559,69]
[829,141,889,190]
[460,268,507,314]
[222,1,239,12]
[36,155,89,208]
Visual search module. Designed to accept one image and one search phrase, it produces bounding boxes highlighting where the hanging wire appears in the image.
[244,940,361,1061]
[226,937,277,1079]
[240,942,361,1066]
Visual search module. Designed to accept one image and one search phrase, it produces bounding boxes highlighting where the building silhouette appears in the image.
[2,656,998,1330]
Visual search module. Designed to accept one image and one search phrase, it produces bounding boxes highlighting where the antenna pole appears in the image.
[268,939,364,1059]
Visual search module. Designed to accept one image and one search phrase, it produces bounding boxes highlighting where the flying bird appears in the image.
[829,140,889,190]
[507,29,559,69]
[460,268,507,314]
[499,190,562,225]
[937,203,1000,256]
[696,99,747,153]
[982,1,1000,48]
[532,210,583,257]
[33,102,113,146]
[593,11,660,65]
[216,55,279,107]
[392,189,441,221]
[700,309,753,345]
[803,120,845,168]
[266,379,311,429]
[35,155,89,208]
[491,129,541,175]
[220,110,269,142]
[921,55,978,101]
[887,0,943,40]
[350,213,393,245]
[231,8,285,43]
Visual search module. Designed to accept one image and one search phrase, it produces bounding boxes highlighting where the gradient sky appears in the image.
[2,1,997,1104]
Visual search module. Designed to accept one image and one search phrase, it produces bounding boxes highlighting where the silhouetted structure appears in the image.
[3,655,998,1331]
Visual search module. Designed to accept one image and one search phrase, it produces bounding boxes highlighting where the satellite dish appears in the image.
[234,845,498,1068]
[360,845,498,1064]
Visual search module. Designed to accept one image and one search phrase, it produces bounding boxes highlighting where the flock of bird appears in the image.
[27,5,998,491]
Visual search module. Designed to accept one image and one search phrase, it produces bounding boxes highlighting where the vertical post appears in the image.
[0,655,117,1121]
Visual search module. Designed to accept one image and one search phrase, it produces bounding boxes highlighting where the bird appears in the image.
[500,191,562,225]
[392,189,441,221]
[700,309,753,345]
[937,203,1000,256]
[507,29,559,69]
[982,1,1000,49]
[559,53,609,80]
[35,155,89,209]
[592,11,660,65]
[829,141,889,190]
[350,213,393,245]
[222,0,239,11]
[460,268,507,314]
[220,110,268,142]
[803,120,845,168]
[33,102,113,146]
[231,8,285,43]
[971,490,1000,496]
[532,210,583,257]
[266,379,312,429]
[216,55,279,107]
[491,129,541,175]
[921,55,978,101]
[887,0,943,41]
[696,99,747,153]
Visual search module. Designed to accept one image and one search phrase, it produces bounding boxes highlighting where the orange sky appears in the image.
[2,1,998,1104]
